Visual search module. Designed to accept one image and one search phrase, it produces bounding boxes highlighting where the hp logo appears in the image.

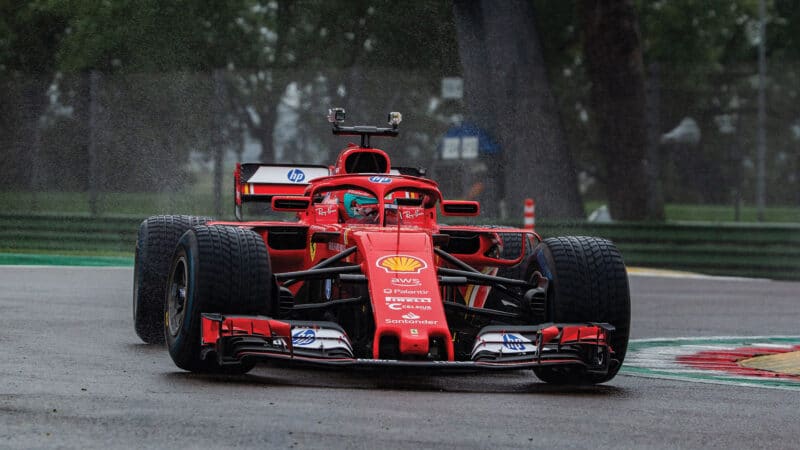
[292,329,316,346]
[287,169,306,183]
[502,334,527,351]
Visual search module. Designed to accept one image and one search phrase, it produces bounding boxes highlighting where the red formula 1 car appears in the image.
[133,109,630,384]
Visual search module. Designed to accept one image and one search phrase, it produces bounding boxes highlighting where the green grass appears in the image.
[0,190,222,217]
[0,168,235,217]
[584,201,800,223]
[2,189,798,224]
[0,247,133,257]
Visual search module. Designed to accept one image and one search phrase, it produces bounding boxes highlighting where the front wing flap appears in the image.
[200,314,616,373]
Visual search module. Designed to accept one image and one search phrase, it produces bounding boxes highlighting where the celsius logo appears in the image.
[391,277,422,287]
[368,176,392,184]
[292,329,316,345]
[502,334,527,351]
[402,312,421,320]
[287,169,306,183]
[376,255,428,273]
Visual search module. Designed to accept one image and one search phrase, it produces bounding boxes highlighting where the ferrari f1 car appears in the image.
[133,109,630,384]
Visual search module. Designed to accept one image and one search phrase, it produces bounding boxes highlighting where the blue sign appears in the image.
[440,122,500,159]
[287,169,306,183]
[292,329,316,346]
[368,176,392,184]
[502,333,527,351]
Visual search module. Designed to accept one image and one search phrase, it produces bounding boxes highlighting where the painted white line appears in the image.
[619,371,800,391]
[626,268,770,282]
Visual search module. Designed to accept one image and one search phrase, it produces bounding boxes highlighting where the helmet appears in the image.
[343,192,379,219]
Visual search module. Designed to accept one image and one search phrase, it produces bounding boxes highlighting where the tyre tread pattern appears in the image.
[167,225,271,373]
[134,215,212,343]
[535,236,630,384]
[194,225,272,315]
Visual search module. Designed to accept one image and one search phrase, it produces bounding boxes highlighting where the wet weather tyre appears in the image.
[165,225,273,374]
[531,236,630,384]
[133,215,212,344]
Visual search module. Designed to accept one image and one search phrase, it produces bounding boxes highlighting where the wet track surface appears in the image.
[1,266,799,449]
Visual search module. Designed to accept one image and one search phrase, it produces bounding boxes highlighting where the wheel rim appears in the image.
[167,256,188,337]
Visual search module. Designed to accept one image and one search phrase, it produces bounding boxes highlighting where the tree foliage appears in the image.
[1,0,798,212]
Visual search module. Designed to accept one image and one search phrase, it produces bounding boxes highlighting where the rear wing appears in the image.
[234,163,428,220]
[234,163,330,220]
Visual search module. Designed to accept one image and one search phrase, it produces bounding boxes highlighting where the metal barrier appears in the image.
[1,213,799,280]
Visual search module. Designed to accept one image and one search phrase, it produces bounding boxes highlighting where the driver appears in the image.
[342,191,380,224]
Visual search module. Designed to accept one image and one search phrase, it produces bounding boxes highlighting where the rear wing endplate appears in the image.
[234,163,330,220]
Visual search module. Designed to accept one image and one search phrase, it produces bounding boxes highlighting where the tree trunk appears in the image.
[582,0,662,220]
[452,0,584,220]
[255,100,278,162]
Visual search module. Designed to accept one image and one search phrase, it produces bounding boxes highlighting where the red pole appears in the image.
[524,198,535,231]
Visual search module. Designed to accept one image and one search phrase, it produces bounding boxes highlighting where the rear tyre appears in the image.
[133,215,212,344]
[531,236,630,384]
[165,225,272,374]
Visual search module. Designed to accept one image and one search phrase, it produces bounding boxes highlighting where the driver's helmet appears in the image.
[343,192,379,220]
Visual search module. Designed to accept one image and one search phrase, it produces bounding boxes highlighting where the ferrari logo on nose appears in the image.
[376,255,427,273]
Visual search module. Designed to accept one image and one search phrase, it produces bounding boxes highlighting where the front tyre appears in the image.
[165,225,273,373]
[133,215,212,344]
[532,236,630,384]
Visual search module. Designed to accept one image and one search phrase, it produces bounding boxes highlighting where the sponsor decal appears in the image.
[385,297,432,312]
[287,168,306,183]
[376,255,428,273]
[384,296,432,303]
[387,288,430,296]
[309,242,317,261]
[315,205,338,216]
[402,312,421,320]
[368,176,392,184]
[328,242,346,252]
[386,303,432,311]
[391,277,422,287]
[384,318,439,325]
[291,329,316,346]
[401,209,424,220]
[502,333,528,351]
[410,328,419,335]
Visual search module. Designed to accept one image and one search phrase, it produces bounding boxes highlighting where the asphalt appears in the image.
[1,266,798,449]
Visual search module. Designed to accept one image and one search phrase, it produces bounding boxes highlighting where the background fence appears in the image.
[1,213,798,280]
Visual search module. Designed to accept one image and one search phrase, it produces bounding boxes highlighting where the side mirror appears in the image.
[440,200,480,216]
[271,196,311,212]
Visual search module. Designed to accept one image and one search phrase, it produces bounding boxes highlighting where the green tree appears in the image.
[0,1,68,189]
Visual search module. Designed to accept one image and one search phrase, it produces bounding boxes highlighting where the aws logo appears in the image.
[376,255,428,273]
[391,277,422,287]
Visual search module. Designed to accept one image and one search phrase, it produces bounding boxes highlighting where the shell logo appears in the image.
[376,255,428,273]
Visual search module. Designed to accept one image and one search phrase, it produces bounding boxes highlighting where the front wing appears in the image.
[200,314,616,373]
